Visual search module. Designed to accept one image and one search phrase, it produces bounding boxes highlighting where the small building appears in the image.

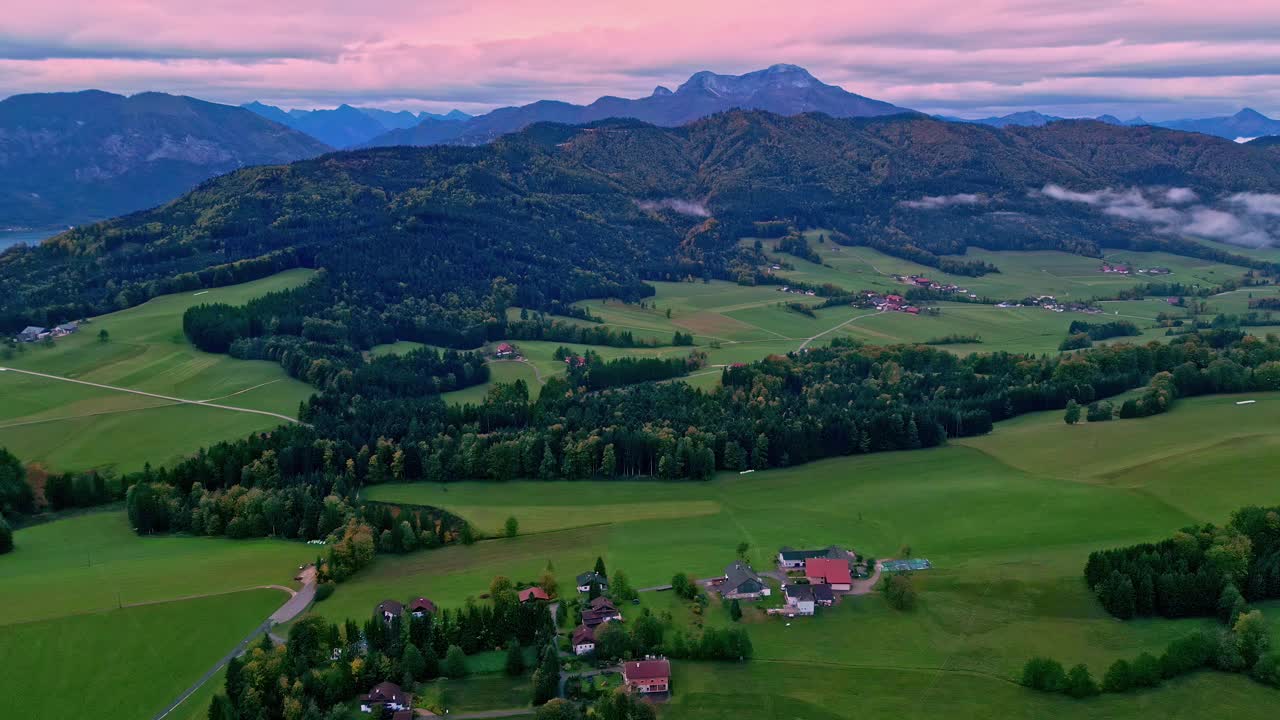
[776,546,847,569]
[805,558,853,592]
[623,658,671,694]
[811,583,835,607]
[582,595,623,628]
[577,571,608,593]
[51,322,79,337]
[17,326,45,342]
[409,597,436,617]
[359,681,413,713]
[519,586,550,603]
[494,342,518,358]
[718,560,771,599]
[572,624,596,655]
[783,584,815,616]
[376,599,404,624]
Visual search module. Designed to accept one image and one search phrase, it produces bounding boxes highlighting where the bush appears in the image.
[1065,664,1099,698]
[1101,659,1131,693]
[443,644,469,678]
[313,583,335,602]
[881,572,917,611]
[1022,657,1067,692]
[1130,652,1163,688]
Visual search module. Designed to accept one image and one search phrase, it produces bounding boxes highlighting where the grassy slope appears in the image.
[0,590,281,720]
[0,269,317,472]
[0,511,314,625]
[352,393,1280,717]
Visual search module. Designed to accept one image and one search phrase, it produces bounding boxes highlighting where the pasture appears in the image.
[0,269,317,472]
[0,589,282,720]
[349,391,1280,717]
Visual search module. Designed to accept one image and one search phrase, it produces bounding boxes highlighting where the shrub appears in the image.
[1130,652,1163,688]
[1101,659,1132,693]
[1021,657,1067,692]
[443,644,469,678]
[1065,664,1099,698]
[881,572,917,611]
[313,583,335,602]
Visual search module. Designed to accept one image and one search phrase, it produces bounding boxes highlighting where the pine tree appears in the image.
[505,638,526,676]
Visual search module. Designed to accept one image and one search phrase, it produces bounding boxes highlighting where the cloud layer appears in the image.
[2,1,1280,117]
[1041,184,1280,247]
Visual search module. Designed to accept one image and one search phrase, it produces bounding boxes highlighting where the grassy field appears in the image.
[0,510,314,624]
[346,392,1280,716]
[0,589,281,720]
[0,269,317,472]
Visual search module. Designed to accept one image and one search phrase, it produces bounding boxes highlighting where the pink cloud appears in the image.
[2,0,1279,117]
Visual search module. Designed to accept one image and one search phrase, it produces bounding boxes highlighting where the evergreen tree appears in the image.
[505,638,526,676]
[443,644,468,678]
[1101,658,1132,693]
[729,599,743,622]
[1065,664,1099,698]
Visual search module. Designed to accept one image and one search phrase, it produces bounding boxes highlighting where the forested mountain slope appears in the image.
[0,90,331,228]
[4,111,1279,340]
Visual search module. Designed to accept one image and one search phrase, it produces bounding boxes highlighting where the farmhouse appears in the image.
[623,657,671,694]
[577,571,608,593]
[409,597,437,617]
[805,558,853,591]
[777,545,848,569]
[376,599,404,623]
[16,326,45,342]
[51,321,78,337]
[572,624,596,655]
[494,342,519,358]
[581,595,623,628]
[358,681,413,713]
[717,560,771,599]
[812,583,835,606]
[519,586,550,603]
[783,584,815,615]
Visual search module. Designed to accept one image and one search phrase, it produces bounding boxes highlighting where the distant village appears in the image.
[13,321,80,343]
[1100,262,1172,275]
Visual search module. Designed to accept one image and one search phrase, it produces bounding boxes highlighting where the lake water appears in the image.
[0,229,58,251]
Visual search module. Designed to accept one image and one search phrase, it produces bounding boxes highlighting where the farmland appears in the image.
[0,269,317,473]
[347,392,1280,717]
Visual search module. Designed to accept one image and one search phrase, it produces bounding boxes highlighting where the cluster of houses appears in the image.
[861,292,921,315]
[376,596,438,624]
[14,321,78,343]
[572,571,625,656]
[893,274,976,298]
[995,296,1102,314]
[1100,263,1172,276]
[711,546,860,618]
[776,286,818,297]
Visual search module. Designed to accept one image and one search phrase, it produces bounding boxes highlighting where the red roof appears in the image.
[886,295,904,303]
[572,624,595,645]
[496,343,515,352]
[409,597,437,614]
[519,586,550,602]
[624,658,671,681]
[806,558,853,585]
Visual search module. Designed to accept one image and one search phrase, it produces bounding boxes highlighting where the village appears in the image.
[352,544,925,718]
[13,321,80,343]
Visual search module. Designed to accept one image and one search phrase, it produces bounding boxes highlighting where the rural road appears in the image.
[417,709,534,719]
[0,366,307,426]
[151,567,317,720]
[796,310,882,351]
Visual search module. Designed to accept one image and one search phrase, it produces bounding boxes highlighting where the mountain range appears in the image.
[360,64,914,147]
[8,109,1280,334]
[241,102,472,148]
[951,108,1280,141]
[0,90,329,229]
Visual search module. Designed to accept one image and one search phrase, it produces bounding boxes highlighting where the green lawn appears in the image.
[333,392,1280,716]
[0,269,317,472]
[0,510,314,625]
[0,589,281,720]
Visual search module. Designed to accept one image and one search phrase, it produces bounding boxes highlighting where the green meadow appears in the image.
[349,391,1280,717]
[0,269,317,472]
[0,590,282,720]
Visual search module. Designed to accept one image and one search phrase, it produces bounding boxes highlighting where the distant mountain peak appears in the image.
[652,86,673,97]
[1235,108,1271,121]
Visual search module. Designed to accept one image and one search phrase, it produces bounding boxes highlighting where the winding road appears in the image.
[150,568,317,720]
[0,366,306,426]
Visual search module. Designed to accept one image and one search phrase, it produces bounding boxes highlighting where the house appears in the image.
[776,545,847,569]
[581,595,623,628]
[783,584,815,616]
[805,558,853,591]
[519,586,550,603]
[51,322,78,337]
[409,597,436,617]
[358,681,413,713]
[718,560,771,599]
[623,658,671,694]
[17,326,45,342]
[572,624,596,655]
[577,571,608,593]
[811,583,835,606]
[376,599,404,623]
[494,342,518,358]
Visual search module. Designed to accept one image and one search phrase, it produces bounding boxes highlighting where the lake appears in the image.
[0,229,58,251]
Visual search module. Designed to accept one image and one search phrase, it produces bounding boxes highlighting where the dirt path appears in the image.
[0,366,306,426]
[796,310,882,351]
[847,561,883,596]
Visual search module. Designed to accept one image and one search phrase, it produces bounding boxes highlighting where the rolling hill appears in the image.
[0,90,331,229]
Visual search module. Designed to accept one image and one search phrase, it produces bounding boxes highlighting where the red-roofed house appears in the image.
[409,597,437,617]
[805,558,853,591]
[359,681,413,713]
[623,658,671,694]
[519,586,550,603]
[495,343,517,358]
[572,624,596,655]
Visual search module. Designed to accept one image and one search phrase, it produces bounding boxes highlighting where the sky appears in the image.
[2,0,1280,120]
